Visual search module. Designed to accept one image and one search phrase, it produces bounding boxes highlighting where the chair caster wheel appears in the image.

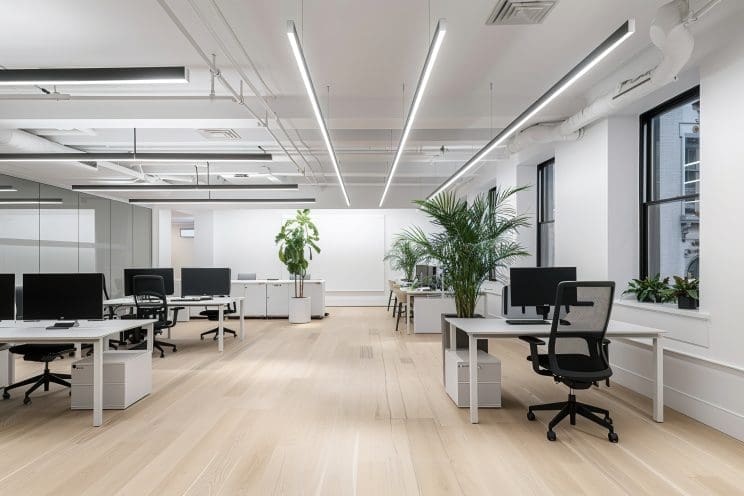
[2,392,9,400]
[200,336,204,340]
[160,353,165,358]
[527,411,536,421]
[23,396,31,405]
[173,348,177,352]
[608,432,619,443]
[547,430,557,441]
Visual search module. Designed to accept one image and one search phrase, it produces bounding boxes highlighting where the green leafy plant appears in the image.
[384,237,426,281]
[401,188,530,318]
[623,274,672,303]
[665,275,699,301]
[275,209,320,298]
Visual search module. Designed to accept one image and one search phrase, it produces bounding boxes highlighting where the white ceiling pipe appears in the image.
[509,0,694,154]
[0,128,160,183]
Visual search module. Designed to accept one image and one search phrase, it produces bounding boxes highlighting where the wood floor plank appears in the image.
[0,307,742,495]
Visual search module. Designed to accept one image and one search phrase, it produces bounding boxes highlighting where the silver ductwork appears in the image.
[508,0,696,154]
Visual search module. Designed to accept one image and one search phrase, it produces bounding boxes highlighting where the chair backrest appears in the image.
[102,273,115,319]
[132,275,168,324]
[547,281,615,379]
[237,273,257,280]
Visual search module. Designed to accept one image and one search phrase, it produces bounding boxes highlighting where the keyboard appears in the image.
[505,319,549,325]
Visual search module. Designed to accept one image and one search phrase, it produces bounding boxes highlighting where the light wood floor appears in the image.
[1,307,743,495]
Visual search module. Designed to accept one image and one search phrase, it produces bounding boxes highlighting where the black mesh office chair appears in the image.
[3,286,75,405]
[132,275,179,358]
[520,281,618,443]
[199,302,237,340]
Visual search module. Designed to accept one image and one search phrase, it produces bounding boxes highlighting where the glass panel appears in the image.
[646,201,700,280]
[78,193,112,293]
[110,201,133,297]
[542,162,554,222]
[539,223,555,267]
[0,173,40,280]
[132,205,152,268]
[39,184,79,273]
[649,98,700,201]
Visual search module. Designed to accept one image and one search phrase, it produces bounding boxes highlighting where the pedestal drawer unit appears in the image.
[444,349,501,407]
[71,351,151,410]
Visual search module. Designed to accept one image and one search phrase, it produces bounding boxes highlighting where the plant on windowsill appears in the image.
[275,208,320,324]
[623,274,673,304]
[664,275,699,309]
[401,188,530,318]
[383,237,426,282]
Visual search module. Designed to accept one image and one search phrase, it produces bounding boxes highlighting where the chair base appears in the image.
[3,362,71,405]
[200,327,237,341]
[527,392,618,443]
[131,339,177,358]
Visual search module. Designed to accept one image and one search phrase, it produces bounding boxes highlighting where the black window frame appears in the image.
[639,85,700,278]
[536,158,555,267]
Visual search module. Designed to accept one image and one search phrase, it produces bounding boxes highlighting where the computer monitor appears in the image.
[509,267,577,318]
[23,273,104,320]
[124,268,175,296]
[181,268,231,297]
[0,274,14,320]
[415,265,436,282]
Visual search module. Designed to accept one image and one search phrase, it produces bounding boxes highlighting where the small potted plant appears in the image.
[623,274,672,303]
[666,275,699,309]
[275,209,320,324]
[384,237,425,282]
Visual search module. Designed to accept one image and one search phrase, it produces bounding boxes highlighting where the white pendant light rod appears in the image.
[0,198,63,205]
[0,186,18,192]
[287,20,350,206]
[71,184,298,192]
[427,19,635,200]
[0,67,189,86]
[379,19,447,207]
[0,152,271,163]
[128,198,316,205]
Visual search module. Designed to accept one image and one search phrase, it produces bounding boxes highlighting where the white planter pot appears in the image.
[288,297,312,324]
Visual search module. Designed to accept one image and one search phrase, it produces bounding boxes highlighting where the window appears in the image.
[640,87,700,279]
[537,159,555,266]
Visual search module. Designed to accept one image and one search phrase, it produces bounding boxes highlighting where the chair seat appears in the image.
[199,309,235,320]
[9,344,75,362]
[535,353,612,386]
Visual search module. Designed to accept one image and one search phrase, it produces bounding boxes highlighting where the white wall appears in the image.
[170,223,194,274]
[165,208,434,306]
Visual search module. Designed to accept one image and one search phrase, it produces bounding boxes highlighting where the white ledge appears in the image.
[614,299,710,320]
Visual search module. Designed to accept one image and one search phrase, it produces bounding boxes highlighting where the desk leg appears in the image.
[218,306,224,353]
[92,338,103,427]
[75,344,82,360]
[653,336,664,422]
[145,322,154,354]
[406,294,411,334]
[239,299,245,341]
[469,334,479,424]
[7,349,15,385]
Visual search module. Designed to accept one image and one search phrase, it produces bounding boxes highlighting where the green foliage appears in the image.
[383,237,426,281]
[401,188,530,318]
[275,209,320,298]
[665,275,699,301]
[623,274,673,303]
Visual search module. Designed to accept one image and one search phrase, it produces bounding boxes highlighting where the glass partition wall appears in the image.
[0,173,152,298]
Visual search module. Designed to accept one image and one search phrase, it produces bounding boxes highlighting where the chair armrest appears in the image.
[519,336,547,374]
[170,306,184,323]
[518,336,546,346]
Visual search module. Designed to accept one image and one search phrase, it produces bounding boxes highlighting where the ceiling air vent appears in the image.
[487,0,557,25]
[197,128,242,140]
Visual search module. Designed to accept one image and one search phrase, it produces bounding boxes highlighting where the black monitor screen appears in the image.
[23,273,104,320]
[0,274,14,320]
[124,268,174,296]
[509,267,577,308]
[181,268,231,297]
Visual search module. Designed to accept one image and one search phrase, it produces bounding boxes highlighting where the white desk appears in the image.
[0,319,155,427]
[104,296,244,353]
[444,317,666,424]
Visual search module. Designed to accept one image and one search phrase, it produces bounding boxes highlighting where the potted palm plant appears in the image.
[384,237,425,282]
[275,209,320,324]
[402,188,530,318]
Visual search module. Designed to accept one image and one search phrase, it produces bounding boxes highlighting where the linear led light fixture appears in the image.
[0,185,18,192]
[0,66,189,85]
[379,19,447,207]
[0,152,271,163]
[71,184,298,192]
[427,19,635,200]
[287,20,350,206]
[0,198,63,205]
[128,198,316,205]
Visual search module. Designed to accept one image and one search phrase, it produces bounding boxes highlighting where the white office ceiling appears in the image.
[0,0,740,208]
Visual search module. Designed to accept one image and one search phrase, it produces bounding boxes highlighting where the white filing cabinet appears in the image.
[266,282,290,317]
[71,351,151,410]
[444,349,501,407]
[242,282,268,317]
[236,280,326,318]
[305,281,325,318]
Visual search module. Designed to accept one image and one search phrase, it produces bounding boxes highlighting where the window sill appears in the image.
[614,299,709,321]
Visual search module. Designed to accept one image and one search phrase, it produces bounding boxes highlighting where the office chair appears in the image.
[519,281,618,443]
[3,286,74,405]
[199,302,237,340]
[132,275,179,358]
[387,280,395,312]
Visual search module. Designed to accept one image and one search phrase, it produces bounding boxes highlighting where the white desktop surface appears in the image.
[232,279,325,284]
[0,319,156,427]
[444,316,666,424]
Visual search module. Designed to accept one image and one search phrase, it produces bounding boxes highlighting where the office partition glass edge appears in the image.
[536,159,555,267]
